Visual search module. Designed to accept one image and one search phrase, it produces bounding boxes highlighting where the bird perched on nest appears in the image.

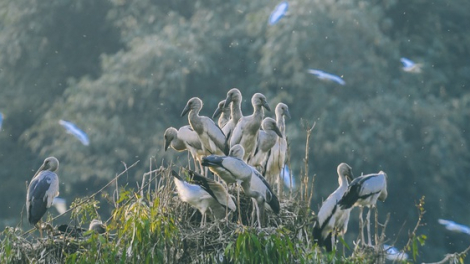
[221,88,243,143]
[230,93,271,161]
[248,117,283,170]
[181,97,229,156]
[172,170,236,227]
[212,99,231,129]
[202,144,279,227]
[164,126,205,173]
[338,170,388,246]
[313,163,354,251]
[89,219,107,234]
[26,157,60,236]
[263,102,290,194]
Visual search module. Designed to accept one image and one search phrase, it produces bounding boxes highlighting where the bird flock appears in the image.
[168,89,285,228]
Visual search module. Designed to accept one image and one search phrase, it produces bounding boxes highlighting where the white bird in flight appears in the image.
[438,219,470,235]
[307,69,345,85]
[400,57,422,73]
[59,120,90,146]
[268,1,288,25]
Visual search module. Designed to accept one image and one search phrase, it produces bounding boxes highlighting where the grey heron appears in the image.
[181,97,229,156]
[164,126,205,173]
[312,163,354,251]
[222,88,243,142]
[248,117,282,170]
[172,170,236,227]
[338,170,388,246]
[212,99,231,129]
[230,93,270,161]
[26,157,60,236]
[263,103,290,195]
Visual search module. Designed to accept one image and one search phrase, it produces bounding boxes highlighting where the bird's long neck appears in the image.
[276,115,286,136]
[231,100,242,123]
[338,174,349,189]
[253,105,264,120]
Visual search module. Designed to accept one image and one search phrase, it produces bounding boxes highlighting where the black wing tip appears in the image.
[312,223,333,252]
[269,193,281,214]
[171,170,183,181]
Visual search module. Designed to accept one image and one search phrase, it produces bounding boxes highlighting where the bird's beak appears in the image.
[223,95,233,109]
[273,124,283,138]
[285,109,291,119]
[164,139,170,151]
[212,106,222,119]
[33,164,46,178]
[262,101,271,111]
[181,104,190,117]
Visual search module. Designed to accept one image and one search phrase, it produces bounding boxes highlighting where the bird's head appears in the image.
[337,163,353,182]
[262,117,282,138]
[181,97,202,117]
[276,103,291,119]
[223,88,242,108]
[252,93,270,111]
[163,127,177,151]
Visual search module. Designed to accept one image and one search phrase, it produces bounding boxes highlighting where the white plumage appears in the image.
[172,170,236,227]
[313,163,353,251]
[339,170,388,246]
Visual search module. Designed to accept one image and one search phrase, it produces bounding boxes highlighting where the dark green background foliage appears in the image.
[0,0,469,262]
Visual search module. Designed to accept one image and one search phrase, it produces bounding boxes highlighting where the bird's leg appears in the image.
[250,198,256,226]
[188,152,193,172]
[374,206,379,246]
[255,194,265,228]
[358,207,364,247]
[366,207,372,246]
[237,184,242,225]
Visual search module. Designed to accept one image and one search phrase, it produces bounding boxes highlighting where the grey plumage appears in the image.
[181,97,229,156]
[164,126,204,172]
[249,117,282,169]
[26,157,60,227]
[212,99,231,129]
[230,93,271,161]
[222,88,243,142]
[264,103,290,195]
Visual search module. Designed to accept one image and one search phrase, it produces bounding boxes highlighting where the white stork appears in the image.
[172,170,236,227]
[202,144,279,227]
[339,170,388,246]
[312,163,354,251]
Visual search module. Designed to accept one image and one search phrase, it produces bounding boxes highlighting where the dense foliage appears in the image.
[0,0,469,262]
